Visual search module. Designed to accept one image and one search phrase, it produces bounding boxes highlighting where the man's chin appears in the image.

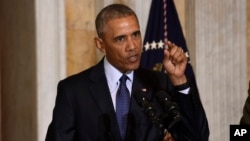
[127,63,140,71]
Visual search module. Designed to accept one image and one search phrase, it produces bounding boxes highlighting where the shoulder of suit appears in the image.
[59,65,95,86]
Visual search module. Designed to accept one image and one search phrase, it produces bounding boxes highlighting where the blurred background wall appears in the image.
[0,0,249,141]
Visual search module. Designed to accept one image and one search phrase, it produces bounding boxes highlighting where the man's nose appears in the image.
[126,37,136,51]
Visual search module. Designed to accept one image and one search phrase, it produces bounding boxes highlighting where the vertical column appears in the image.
[35,0,66,140]
[0,16,2,140]
[247,0,250,81]
[0,0,66,140]
[189,0,247,140]
[0,46,1,141]
[0,0,37,141]
[185,0,196,70]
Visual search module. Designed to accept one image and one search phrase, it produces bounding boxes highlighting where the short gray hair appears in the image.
[95,4,139,37]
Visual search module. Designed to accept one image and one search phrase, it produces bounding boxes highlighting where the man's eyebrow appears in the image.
[114,35,126,40]
[133,30,141,34]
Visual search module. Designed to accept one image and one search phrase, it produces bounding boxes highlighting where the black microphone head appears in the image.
[156,90,181,130]
[156,90,172,102]
[133,89,147,106]
[133,89,165,133]
[156,90,179,113]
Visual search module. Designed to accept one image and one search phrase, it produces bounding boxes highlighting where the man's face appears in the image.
[96,15,142,73]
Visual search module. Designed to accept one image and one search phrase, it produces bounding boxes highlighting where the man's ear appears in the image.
[94,37,106,53]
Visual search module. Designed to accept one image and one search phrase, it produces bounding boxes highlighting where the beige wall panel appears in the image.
[67,30,96,75]
[194,0,247,140]
[66,0,96,76]
[248,0,250,81]
[185,0,196,70]
[174,0,186,36]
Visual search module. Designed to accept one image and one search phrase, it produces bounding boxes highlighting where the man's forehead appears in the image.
[104,16,139,29]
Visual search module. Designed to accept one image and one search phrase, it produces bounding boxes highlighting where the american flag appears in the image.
[140,0,198,90]
[140,1,210,140]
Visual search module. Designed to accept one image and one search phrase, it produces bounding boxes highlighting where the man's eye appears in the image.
[133,32,141,38]
[115,36,124,42]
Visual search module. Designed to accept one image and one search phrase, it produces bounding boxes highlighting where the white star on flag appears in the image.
[158,40,164,49]
[151,41,157,49]
[144,42,150,51]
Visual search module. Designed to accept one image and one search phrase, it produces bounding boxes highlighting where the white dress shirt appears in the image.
[104,57,133,111]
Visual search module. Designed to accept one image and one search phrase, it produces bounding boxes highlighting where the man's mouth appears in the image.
[128,54,139,63]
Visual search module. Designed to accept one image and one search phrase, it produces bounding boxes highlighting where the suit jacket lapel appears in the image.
[89,60,114,113]
[88,59,121,141]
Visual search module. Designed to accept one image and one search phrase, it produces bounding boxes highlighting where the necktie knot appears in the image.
[120,74,128,85]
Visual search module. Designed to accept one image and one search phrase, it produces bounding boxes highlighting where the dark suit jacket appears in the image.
[45,59,209,141]
[240,81,250,124]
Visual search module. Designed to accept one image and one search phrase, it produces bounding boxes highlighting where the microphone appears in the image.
[156,90,181,130]
[133,89,166,136]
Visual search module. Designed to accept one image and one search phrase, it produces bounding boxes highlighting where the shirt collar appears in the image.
[104,57,133,89]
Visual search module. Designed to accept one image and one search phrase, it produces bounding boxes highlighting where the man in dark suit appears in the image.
[240,81,250,124]
[45,4,209,141]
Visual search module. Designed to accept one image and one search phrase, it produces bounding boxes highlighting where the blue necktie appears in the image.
[116,74,130,140]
